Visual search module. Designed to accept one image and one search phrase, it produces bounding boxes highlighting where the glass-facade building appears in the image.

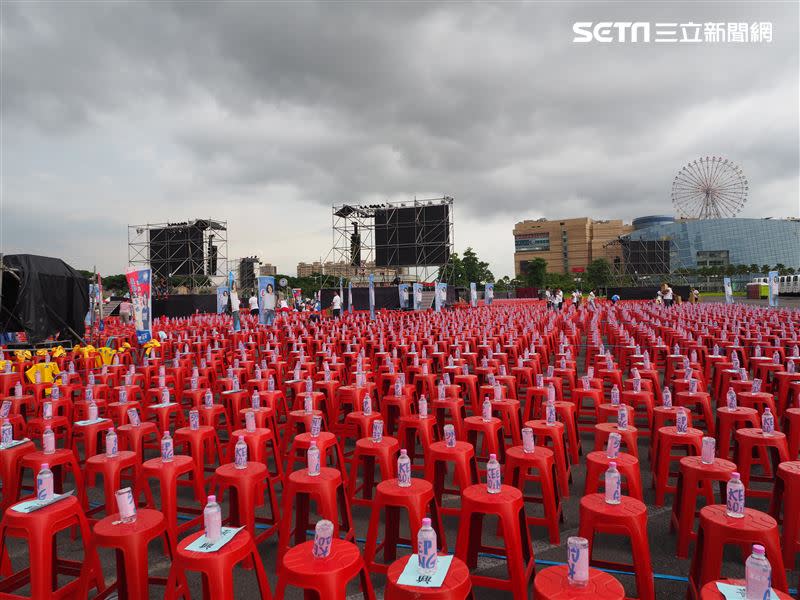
[623,218,800,270]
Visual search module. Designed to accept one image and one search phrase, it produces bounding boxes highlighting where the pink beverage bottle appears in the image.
[204,495,222,542]
[688,378,697,393]
[362,394,372,415]
[372,419,383,443]
[633,378,641,393]
[726,472,745,518]
[546,399,557,424]
[161,431,174,462]
[482,397,492,422]
[42,426,55,454]
[616,405,628,430]
[761,408,775,436]
[115,487,137,523]
[307,440,320,476]
[444,424,456,448]
[36,463,54,501]
[745,544,772,600]
[397,449,411,487]
[251,390,260,409]
[417,517,438,575]
[610,385,620,406]
[663,387,672,408]
[160,388,170,404]
[51,385,60,400]
[88,400,98,421]
[581,376,590,391]
[606,432,621,459]
[189,409,199,430]
[536,374,544,388]
[605,462,621,504]
[245,410,256,432]
[310,415,322,437]
[105,428,118,457]
[567,536,589,587]
[486,453,501,494]
[726,388,738,410]
[42,401,52,420]
[126,408,141,427]
[234,435,248,469]
[312,519,334,558]
[701,436,715,464]
[204,390,213,408]
[676,407,688,433]
[522,427,535,453]
[303,394,313,414]
[0,418,12,446]
[418,396,428,419]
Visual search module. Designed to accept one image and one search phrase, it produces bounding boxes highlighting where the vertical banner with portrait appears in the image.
[435,281,447,312]
[412,283,422,311]
[216,286,229,314]
[723,277,733,304]
[257,276,276,325]
[368,274,375,320]
[470,282,477,308]
[348,281,354,314]
[484,283,494,305]
[126,267,152,344]
[398,283,409,309]
[339,277,344,306]
[768,271,780,307]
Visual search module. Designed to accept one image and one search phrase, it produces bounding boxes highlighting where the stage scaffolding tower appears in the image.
[127,219,228,291]
[329,197,455,285]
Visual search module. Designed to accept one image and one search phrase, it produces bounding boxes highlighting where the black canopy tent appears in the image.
[1,254,90,344]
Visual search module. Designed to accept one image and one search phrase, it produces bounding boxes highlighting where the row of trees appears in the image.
[675,264,796,277]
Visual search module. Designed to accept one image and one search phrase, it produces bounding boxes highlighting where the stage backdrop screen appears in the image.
[374,205,450,267]
[149,225,204,278]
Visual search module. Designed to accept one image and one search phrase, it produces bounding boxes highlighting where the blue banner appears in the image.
[398,283,409,309]
[126,268,152,344]
[485,283,494,305]
[723,277,733,304]
[257,276,276,325]
[348,281,354,314]
[470,282,477,307]
[412,283,422,311]
[435,281,447,312]
[369,274,375,319]
[768,271,780,307]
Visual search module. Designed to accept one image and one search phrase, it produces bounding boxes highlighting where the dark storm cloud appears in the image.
[1,1,798,274]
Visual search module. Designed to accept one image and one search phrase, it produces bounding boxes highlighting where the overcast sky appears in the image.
[2,1,798,279]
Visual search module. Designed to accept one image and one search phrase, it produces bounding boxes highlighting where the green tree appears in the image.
[586,259,613,290]
[461,247,493,284]
[749,264,759,274]
[761,265,771,274]
[521,258,547,287]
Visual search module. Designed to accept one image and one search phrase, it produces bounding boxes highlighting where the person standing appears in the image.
[555,288,563,310]
[119,296,132,325]
[248,291,259,317]
[661,283,674,307]
[229,284,241,331]
[332,291,342,318]
[544,288,552,310]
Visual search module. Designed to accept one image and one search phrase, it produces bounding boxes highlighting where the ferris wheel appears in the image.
[671,156,748,219]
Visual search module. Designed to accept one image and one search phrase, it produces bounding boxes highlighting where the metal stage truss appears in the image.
[127,219,228,291]
[329,197,455,284]
[603,236,688,287]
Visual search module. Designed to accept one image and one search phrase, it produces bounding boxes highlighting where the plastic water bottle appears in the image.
[88,400,98,421]
[36,463,54,501]
[481,397,492,422]
[417,517,438,575]
[418,395,428,419]
[203,390,213,408]
[362,393,372,416]
[726,388,738,410]
[0,418,12,447]
[522,427,535,453]
[726,472,745,518]
[42,426,55,454]
[245,410,256,432]
[607,432,621,459]
[486,453,501,494]
[115,487,137,523]
[234,435,248,469]
[605,462,621,505]
[307,440,320,476]
[567,536,589,588]
[189,409,199,430]
[610,385,620,406]
[161,431,174,462]
[42,401,52,420]
[444,424,456,447]
[663,387,672,408]
[761,408,775,436]
[372,419,384,443]
[701,436,715,464]
[676,407,688,434]
[745,544,772,600]
[303,394,313,414]
[312,519,334,558]
[105,428,118,457]
[204,495,222,542]
[617,405,629,430]
[397,449,411,487]
[310,415,322,437]
[546,399,557,425]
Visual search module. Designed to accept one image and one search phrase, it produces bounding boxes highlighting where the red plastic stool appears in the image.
[734,428,790,496]
[578,493,655,600]
[583,451,644,501]
[0,494,105,598]
[652,426,703,506]
[675,391,715,435]
[118,421,160,461]
[688,505,788,597]
[397,415,439,471]
[364,478,446,573]
[348,436,399,505]
[275,538,375,599]
[139,455,202,545]
[527,419,570,497]
[283,409,325,453]
[699,579,793,600]
[70,418,114,464]
[504,445,562,543]
[385,555,473,599]
[165,529,272,599]
[92,508,175,600]
[670,456,737,558]
[714,407,758,460]
[768,460,800,566]
[215,461,280,544]
[25,416,71,449]
[463,416,505,468]
[593,422,639,458]
[84,451,140,519]
[424,441,479,516]
[173,426,224,501]
[278,467,355,554]
[433,397,467,440]
[0,439,36,514]
[287,431,346,473]
[380,393,414,436]
[225,427,283,485]
[455,484,535,599]
[533,565,624,600]
[19,449,86,506]
[782,407,800,459]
